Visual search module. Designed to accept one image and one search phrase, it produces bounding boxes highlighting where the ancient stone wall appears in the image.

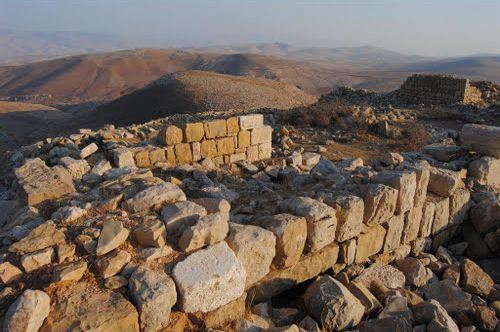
[397,74,482,105]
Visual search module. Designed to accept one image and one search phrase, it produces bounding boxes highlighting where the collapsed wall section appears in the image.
[396,74,482,105]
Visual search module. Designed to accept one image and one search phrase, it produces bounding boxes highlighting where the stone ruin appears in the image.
[0,112,499,331]
[396,74,482,105]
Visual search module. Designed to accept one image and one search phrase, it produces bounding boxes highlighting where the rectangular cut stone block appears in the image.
[238,130,251,149]
[160,125,183,145]
[404,161,430,207]
[217,137,235,155]
[251,125,273,145]
[15,158,75,206]
[149,148,166,165]
[460,124,500,158]
[192,142,201,162]
[402,205,423,244]
[228,153,246,163]
[200,140,218,158]
[258,142,272,160]
[226,117,239,135]
[175,143,193,164]
[134,149,152,168]
[428,167,464,197]
[166,146,176,164]
[182,122,205,143]
[202,293,246,329]
[428,194,450,235]
[382,214,404,253]
[246,146,259,162]
[329,195,364,242]
[373,171,417,215]
[248,244,339,302]
[449,189,472,226]
[363,184,398,226]
[204,120,227,139]
[254,213,307,269]
[111,148,136,168]
[355,224,387,263]
[419,200,435,237]
[239,114,264,130]
[339,239,356,265]
[172,242,246,313]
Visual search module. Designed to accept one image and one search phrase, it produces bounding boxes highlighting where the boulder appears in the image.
[373,171,416,215]
[363,184,398,226]
[129,267,177,332]
[226,223,276,288]
[41,282,139,331]
[304,275,364,331]
[15,158,75,206]
[3,290,50,332]
[96,220,129,256]
[460,123,500,158]
[178,212,229,252]
[468,156,500,187]
[420,279,473,315]
[254,213,307,268]
[172,242,246,313]
[354,263,406,291]
[428,167,464,197]
[461,258,494,298]
[9,223,66,254]
[123,183,186,212]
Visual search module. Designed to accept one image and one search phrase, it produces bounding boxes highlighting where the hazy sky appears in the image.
[1,0,499,56]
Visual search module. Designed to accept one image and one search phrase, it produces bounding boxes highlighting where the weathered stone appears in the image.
[239,114,264,130]
[423,144,465,162]
[339,239,356,265]
[258,142,272,159]
[149,148,166,165]
[419,200,435,237]
[304,275,364,331]
[461,258,494,298]
[55,243,75,263]
[178,212,229,252]
[204,119,227,138]
[226,223,276,288]
[172,242,246,313]
[21,247,55,272]
[330,194,364,241]
[200,139,218,158]
[79,142,98,159]
[52,260,87,283]
[96,220,129,256]
[468,156,500,186]
[396,257,432,288]
[449,189,472,225]
[41,282,139,331]
[216,136,235,155]
[469,194,500,234]
[15,158,75,206]
[427,194,450,235]
[138,245,173,262]
[347,281,382,316]
[354,263,406,291]
[203,293,246,329]
[460,123,500,158]
[104,275,128,289]
[51,206,86,224]
[374,171,416,214]
[226,117,239,134]
[237,130,251,149]
[358,316,412,331]
[382,214,405,253]
[134,148,152,168]
[249,244,339,301]
[161,200,207,237]
[363,184,398,225]
[3,290,50,332]
[91,159,112,176]
[129,267,177,332]
[377,296,413,323]
[405,161,430,207]
[160,125,183,145]
[123,182,186,212]
[246,145,259,162]
[182,122,204,142]
[134,219,166,247]
[355,224,386,263]
[411,299,459,332]
[428,167,464,197]
[254,213,307,268]
[401,205,422,244]
[472,306,498,331]
[0,262,23,284]
[111,148,136,168]
[302,152,321,166]
[174,143,193,164]
[9,223,65,254]
[59,156,90,179]
[95,250,131,278]
[420,279,473,315]
[279,197,337,252]
[250,125,273,145]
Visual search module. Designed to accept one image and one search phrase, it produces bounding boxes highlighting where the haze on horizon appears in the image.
[0,0,499,57]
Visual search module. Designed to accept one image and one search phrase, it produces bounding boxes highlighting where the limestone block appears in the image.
[111,148,136,168]
[175,143,193,164]
[190,198,230,214]
[258,142,272,160]
[15,158,75,206]
[404,161,430,207]
[216,137,235,155]
[191,142,201,162]
[3,290,50,332]
[59,157,90,179]
[460,123,500,158]
[363,184,398,226]
[178,212,229,252]
[338,239,356,265]
[166,146,176,164]
[428,167,464,197]
[0,262,23,284]
[148,148,166,165]
[246,145,259,162]
[159,125,183,145]
[427,194,450,235]
[373,171,416,215]
[162,201,207,237]
[228,153,246,163]
[449,189,472,225]
[382,214,404,253]
[251,125,273,145]
[134,219,166,247]
[302,152,321,166]
[402,205,423,244]
[79,142,98,159]
[254,214,307,269]
[95,250,131,278]
[52,260,87,283]
[355,224,387,263]
[226,223,276,288]
[182,122,204,142]
[96,220,129,256]
[172,241,246,313]
[238,130,251,149]
[419,200,435,237]
[204,119,227,138]
[354,262,406,291]
[468,156,500,186]
[239,114,264,130]
[329,194,364,242]
[226,117,240,135]
[347,282,382,316]
[21,247,55,272]
[134,149,152,168]
[201,139,218,158]
[9,223,66,254]
[123,183,186,213]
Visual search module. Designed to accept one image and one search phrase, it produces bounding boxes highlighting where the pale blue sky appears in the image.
[0,0,499,56]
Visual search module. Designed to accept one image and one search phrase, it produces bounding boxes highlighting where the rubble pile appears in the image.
[0,111,499,331]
